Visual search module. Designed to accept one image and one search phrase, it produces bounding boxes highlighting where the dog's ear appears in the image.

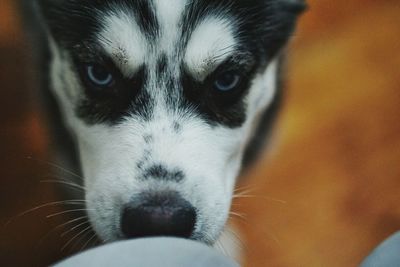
[278,0,308,15]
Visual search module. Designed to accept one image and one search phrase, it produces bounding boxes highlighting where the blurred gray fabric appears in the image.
[53,237,240,267]
[361,231,400,267]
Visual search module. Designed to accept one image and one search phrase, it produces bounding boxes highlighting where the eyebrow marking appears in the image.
[184,16,237,81]
[97,7,148,78]
[113,46,129,66]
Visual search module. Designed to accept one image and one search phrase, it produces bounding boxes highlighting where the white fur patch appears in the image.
[79,110,242,242]
[97,8,148,77]
[247,59,279,117]
[184,16,237,81]
[153,0,187,54]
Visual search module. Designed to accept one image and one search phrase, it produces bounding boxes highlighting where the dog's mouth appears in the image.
[86,187,228,246]
[87,182,229,246]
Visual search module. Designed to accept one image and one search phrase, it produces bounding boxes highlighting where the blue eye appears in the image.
[214,72,241,92]
[86,64,114,87]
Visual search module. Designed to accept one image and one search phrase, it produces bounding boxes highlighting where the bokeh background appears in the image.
[1,0,400,266]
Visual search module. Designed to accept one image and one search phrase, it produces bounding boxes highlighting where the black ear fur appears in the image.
[279,0,308,14]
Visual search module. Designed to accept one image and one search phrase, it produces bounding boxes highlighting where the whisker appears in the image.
[226,228,243,250]
[40,179,85,191]
[234,184,255,193]
[51,216,88,235]
[234,186,257,194]
[80,232,98,252]
[35,216,88,249]
[229,211,248,222]
[220,227,243,260]
[47,208,93,219]
[62,225,93,251]
[216,239,229,258]
[70,228,95,252]
[233,194,287,204]
[231,216,281,246]
[5,200,88,226]
[233,189,256,200]
[61,220,90,238]
[27,156,83,181]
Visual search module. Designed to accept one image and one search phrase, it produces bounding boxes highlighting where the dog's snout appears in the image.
[121,192,196,239]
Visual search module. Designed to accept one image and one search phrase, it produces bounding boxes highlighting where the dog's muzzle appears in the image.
[120,191,196,239]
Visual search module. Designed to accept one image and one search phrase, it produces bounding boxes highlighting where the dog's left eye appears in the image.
[214,72,241,92]
[85,64,114,88]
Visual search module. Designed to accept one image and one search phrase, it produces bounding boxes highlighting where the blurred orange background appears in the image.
[1,0,400,266]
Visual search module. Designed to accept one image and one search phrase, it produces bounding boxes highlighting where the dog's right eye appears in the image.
[84,64,114,88]
[214,72,241,92]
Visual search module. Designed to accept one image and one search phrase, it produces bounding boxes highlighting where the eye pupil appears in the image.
[214,73,240,92]
[86,65,113,87]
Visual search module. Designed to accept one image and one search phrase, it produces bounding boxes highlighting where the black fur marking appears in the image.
[156,55,168,76]
[279,0,308,14]
[38,0,159,46]
[173,122,182,133]
[180,55,258,128]
[37,0,304,128]
[137,149,152,170]
[137,161,145,170]
[143,134,154,144]
[76,66,151,125]
[142,165,185,182]
[176,0,303,128]
[131,0,159,40]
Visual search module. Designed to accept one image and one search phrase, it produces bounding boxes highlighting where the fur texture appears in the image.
[32,0,304,250]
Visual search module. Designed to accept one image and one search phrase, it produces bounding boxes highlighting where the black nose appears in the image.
[121,192,196,239]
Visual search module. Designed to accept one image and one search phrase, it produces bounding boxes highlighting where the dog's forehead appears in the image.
[97,0,237,78]
[41,0,304,126]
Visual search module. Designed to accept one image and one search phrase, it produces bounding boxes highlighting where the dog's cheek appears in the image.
[192,139,243,243]
[246,59,279,118]
[85,174,130,242]
[48,39,93,134]
[191,61,280,243]
[86,189,116,241]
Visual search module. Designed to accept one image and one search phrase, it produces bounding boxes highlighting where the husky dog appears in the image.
[29,0,305,253]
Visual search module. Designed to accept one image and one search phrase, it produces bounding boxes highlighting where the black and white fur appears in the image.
[26,0,305,256]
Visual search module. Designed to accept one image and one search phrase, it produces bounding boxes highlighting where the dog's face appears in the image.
[37,0,304,244]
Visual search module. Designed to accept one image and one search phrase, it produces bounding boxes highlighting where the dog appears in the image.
[28,0,305,257]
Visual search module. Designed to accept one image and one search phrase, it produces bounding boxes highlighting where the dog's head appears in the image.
[36,0,305,244]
